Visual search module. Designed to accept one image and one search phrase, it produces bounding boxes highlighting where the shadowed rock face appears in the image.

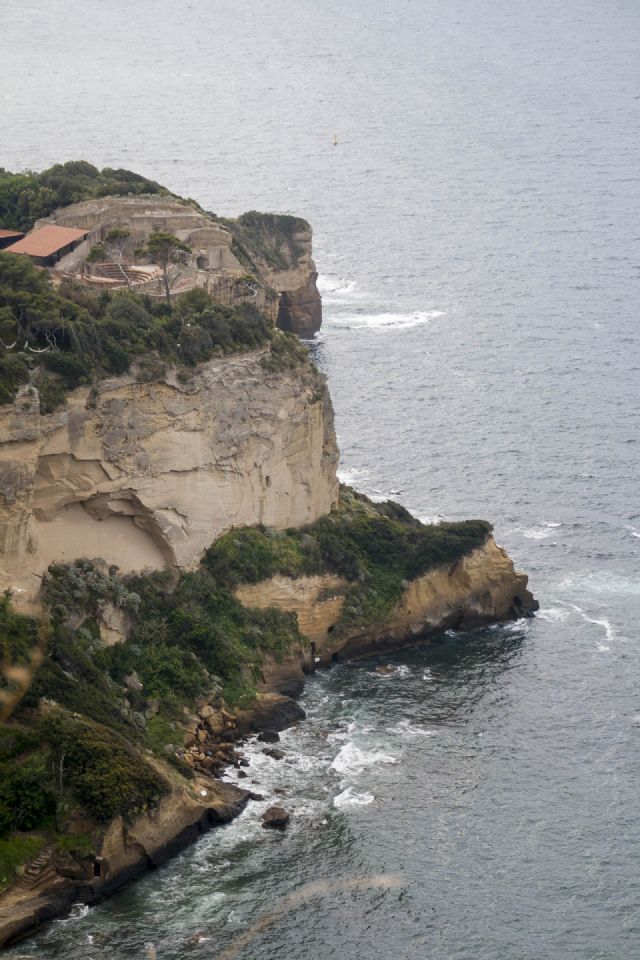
[0,349,339,612]
[276,271,322,339]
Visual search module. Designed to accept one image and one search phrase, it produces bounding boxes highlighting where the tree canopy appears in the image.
[0,253,307,411]
[0,161,168,233]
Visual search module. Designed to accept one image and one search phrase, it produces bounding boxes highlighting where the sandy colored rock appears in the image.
[0,349,338,613]
[236,574,347,647]
[234,537,537,664]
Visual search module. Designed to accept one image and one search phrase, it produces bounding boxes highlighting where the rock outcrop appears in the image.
[225,213,323,338]
[0,349,338,611]
[0,776,248,949]
[236,536,537,665]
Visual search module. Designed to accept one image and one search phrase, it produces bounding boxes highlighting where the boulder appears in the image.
[257,730,280,744]
[236,693,305,736]
[261,806,290,830]
[262,748,286,760]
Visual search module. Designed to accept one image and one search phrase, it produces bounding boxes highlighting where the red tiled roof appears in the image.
[6,225,88,257]
[0,229,24,239]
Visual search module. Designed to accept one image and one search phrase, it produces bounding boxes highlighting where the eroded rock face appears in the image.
[0,349,339,611]
[276,270,322,339]
[235,536,538,665]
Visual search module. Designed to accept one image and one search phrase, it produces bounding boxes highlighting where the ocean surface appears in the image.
[2,1,640,957]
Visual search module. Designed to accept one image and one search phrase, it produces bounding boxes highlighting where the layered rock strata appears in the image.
[0,349,339,611]
[237,535,537,669]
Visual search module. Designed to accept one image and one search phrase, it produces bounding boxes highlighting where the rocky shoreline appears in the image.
[0,586,537,949]
[0,690,306,949]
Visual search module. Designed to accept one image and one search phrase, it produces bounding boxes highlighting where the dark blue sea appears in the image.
[2,1,640,957]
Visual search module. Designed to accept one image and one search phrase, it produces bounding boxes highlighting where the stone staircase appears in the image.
[14,844,57,892]
[86,262,161,287]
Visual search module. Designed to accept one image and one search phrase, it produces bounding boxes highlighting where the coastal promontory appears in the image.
[0,162,536,947]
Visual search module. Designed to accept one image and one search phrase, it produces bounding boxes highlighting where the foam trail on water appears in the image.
[334,787,375,808]
[214,875,402,960]
[329,310,444,331]
[330,743,399,776]
[568,603,616,648]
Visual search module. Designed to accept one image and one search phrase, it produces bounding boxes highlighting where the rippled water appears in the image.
[2,0,640,957]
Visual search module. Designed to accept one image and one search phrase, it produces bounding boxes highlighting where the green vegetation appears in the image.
[0,591,38,664]
[0,750,56,835]
[205,487,493,637]
[0,835,45,893]
[0,161,168,233]
[43,712,168,822]
[223,211,309,272]
[109,567,304,708]
[0,252,307,410]
[137,230,191,304]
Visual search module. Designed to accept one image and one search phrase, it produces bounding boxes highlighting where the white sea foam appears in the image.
[518,526,554,540]
[393,719,440,738]
[330,743,398,776]
[625,524,640,539]
[536,606,571,623]
[569,604,617,644]
[56,903,89,924]
[333,787,375,808]
[330,310,444,332]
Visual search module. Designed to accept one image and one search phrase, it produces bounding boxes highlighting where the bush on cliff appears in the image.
[0,591,38,664]
[0,161,168,233]
[204,487,493,636]
[111,568,304,706]
[41,712,168,822]
[0,252,306,409]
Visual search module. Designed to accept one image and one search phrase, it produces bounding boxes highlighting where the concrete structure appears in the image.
[5,225,88,267]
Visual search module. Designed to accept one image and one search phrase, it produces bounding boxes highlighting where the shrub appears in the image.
[0,754,57,836]
[0,591,39,666]
[42,712,168,822]
[0,835,44,893]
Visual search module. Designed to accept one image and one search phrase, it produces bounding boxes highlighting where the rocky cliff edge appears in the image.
[0,349,338,612]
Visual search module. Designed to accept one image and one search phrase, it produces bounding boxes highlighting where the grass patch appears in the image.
[0,835,45,893]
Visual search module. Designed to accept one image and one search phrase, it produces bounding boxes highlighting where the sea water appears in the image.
[1,0,639,956]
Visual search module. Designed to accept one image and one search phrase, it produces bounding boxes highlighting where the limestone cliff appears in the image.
[236,536,536,669]
[224,212,323,338]
[0,348,338,611]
